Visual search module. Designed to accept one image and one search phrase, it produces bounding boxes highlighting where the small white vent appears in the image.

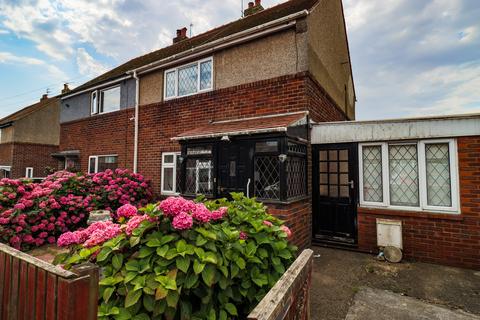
[376,219,402,249]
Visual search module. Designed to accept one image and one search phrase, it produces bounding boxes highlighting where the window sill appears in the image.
[358,206,464,221]
[259,195,310,205]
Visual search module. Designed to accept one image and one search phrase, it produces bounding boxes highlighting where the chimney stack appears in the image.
[61,83,71,94]
[173,27,188,43]
[244,0,264,17]
[40,94,48,101]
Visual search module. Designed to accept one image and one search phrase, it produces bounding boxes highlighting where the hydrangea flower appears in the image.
[172,212,193,230]
[158,197,196,217]
[239,231,248,240]
[281,225,292,238]
[116,204,138,219]
[125,214,155,236]
[263,220,273,227]
[192,203,212,223]
[210,207,228,221]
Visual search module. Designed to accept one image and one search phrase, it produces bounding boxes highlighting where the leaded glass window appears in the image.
[164,58,213,99]
[362,146,383,202]
[426,143,451,207]
[389,144,419,206]
[165,71,176,98]
[200,60,212,90]
[178,64,197,96]
[185,159,213,196]
[286,157,306,199]
[254,156,280,200]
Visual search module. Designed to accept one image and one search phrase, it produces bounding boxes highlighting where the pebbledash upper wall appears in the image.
[60,0,355,124]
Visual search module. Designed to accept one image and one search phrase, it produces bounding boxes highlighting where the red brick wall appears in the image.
[10,143,59,178]
[59,72,347,250]
[357,136,480,270]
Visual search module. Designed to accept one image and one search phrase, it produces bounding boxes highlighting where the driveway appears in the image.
[310,246,480,320]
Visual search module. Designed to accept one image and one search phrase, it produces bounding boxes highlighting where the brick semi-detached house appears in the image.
[0,94,62,179]
[58,0,480,270]
[59,0,355,250]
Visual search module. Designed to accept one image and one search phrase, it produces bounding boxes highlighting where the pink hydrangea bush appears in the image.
[55,193,297,319]
[0,169,153,251]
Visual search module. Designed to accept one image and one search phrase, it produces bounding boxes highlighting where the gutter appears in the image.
[61,75,132,100]
[128,10,309,75]
[132,71,140,173]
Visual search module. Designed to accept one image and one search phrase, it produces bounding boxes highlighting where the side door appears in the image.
[217,141,251,198]
[312,144,358,244]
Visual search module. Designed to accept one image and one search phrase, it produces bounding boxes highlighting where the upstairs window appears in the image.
[88,155,118,174]
[164,57,213,100]
[91,86,121,115]
[359,139,459,213]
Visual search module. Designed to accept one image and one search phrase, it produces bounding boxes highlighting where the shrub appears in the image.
[0,169,153,251]
[56,194,297,320]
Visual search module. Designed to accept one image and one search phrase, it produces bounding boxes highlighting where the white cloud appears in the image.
[0,29,8,34]
[76,48,108,78]
[0,51,44,65]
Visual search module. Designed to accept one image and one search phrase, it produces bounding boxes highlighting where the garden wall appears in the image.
[357,136,480,270]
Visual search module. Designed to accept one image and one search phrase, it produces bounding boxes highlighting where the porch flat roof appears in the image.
[172,111,308,141]
[311,113,480,144]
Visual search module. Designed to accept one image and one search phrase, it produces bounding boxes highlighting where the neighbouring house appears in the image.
[0,93,62,179]
[311,114,480,269]
[58,0,355,250]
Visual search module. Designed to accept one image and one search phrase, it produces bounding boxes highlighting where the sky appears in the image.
[0,0,479,120]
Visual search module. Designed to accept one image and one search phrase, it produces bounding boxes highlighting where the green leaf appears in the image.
[155,286,168,300]
[202,264,216,287]
[130,236,141,247]
[96,247,112,262]
[193,259,205,274]
[224,303,238,316]
[196,234,208,246]
[203,252,218,265]
[196,228,217,240]
[125,289,143,308]
[278,248,292,260]
[166,291,179,308]
[124,272,137,283]
[113,308,131,320]
[146,238,162,247]
[246,241,257,256]
[112,254,123,270]
[160,235,176,246]
[156,245,169,257]
[184,272,198,289]
[132,314,150,320]
[143,295,154,312]
[176,239,187,253]
[235,257,246,270]
[138,246,155,258]
[219,310,228,320]
[176,256,190,273]
[103,287,114,303]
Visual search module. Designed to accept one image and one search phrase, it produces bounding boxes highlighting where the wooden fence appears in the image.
[248,249,314,320]
[0,243,99,320]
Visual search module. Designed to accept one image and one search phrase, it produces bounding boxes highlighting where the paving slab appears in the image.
[310,247,480,320]
[345,287,480,320]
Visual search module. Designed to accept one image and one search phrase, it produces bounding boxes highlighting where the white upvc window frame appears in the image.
[164,57,214,100]
[161,152,180,195]
[91,85,121,115]
[358,139,459,214]
[25,167,33,179]
[88,154,118,174]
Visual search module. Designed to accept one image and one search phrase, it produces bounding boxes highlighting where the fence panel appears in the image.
[0,243,98,320]
[248,249,314,320]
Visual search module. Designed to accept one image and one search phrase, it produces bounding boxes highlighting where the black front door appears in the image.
[313,144,358,244]
[217,141,252,198]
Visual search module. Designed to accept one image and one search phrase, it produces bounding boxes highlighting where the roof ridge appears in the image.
[0,96,59,125]
[68,0,318,94]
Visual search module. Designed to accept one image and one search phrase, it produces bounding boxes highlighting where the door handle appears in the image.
[349,180,355,189]
[246,178,251,198]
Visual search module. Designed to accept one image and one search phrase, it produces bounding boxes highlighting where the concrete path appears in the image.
[345,287,480,320]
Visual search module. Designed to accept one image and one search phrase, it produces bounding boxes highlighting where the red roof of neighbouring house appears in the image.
[173,111,308,140]
[67,0,318,95]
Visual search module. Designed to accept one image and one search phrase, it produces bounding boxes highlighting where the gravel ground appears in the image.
[310,246,480,320]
